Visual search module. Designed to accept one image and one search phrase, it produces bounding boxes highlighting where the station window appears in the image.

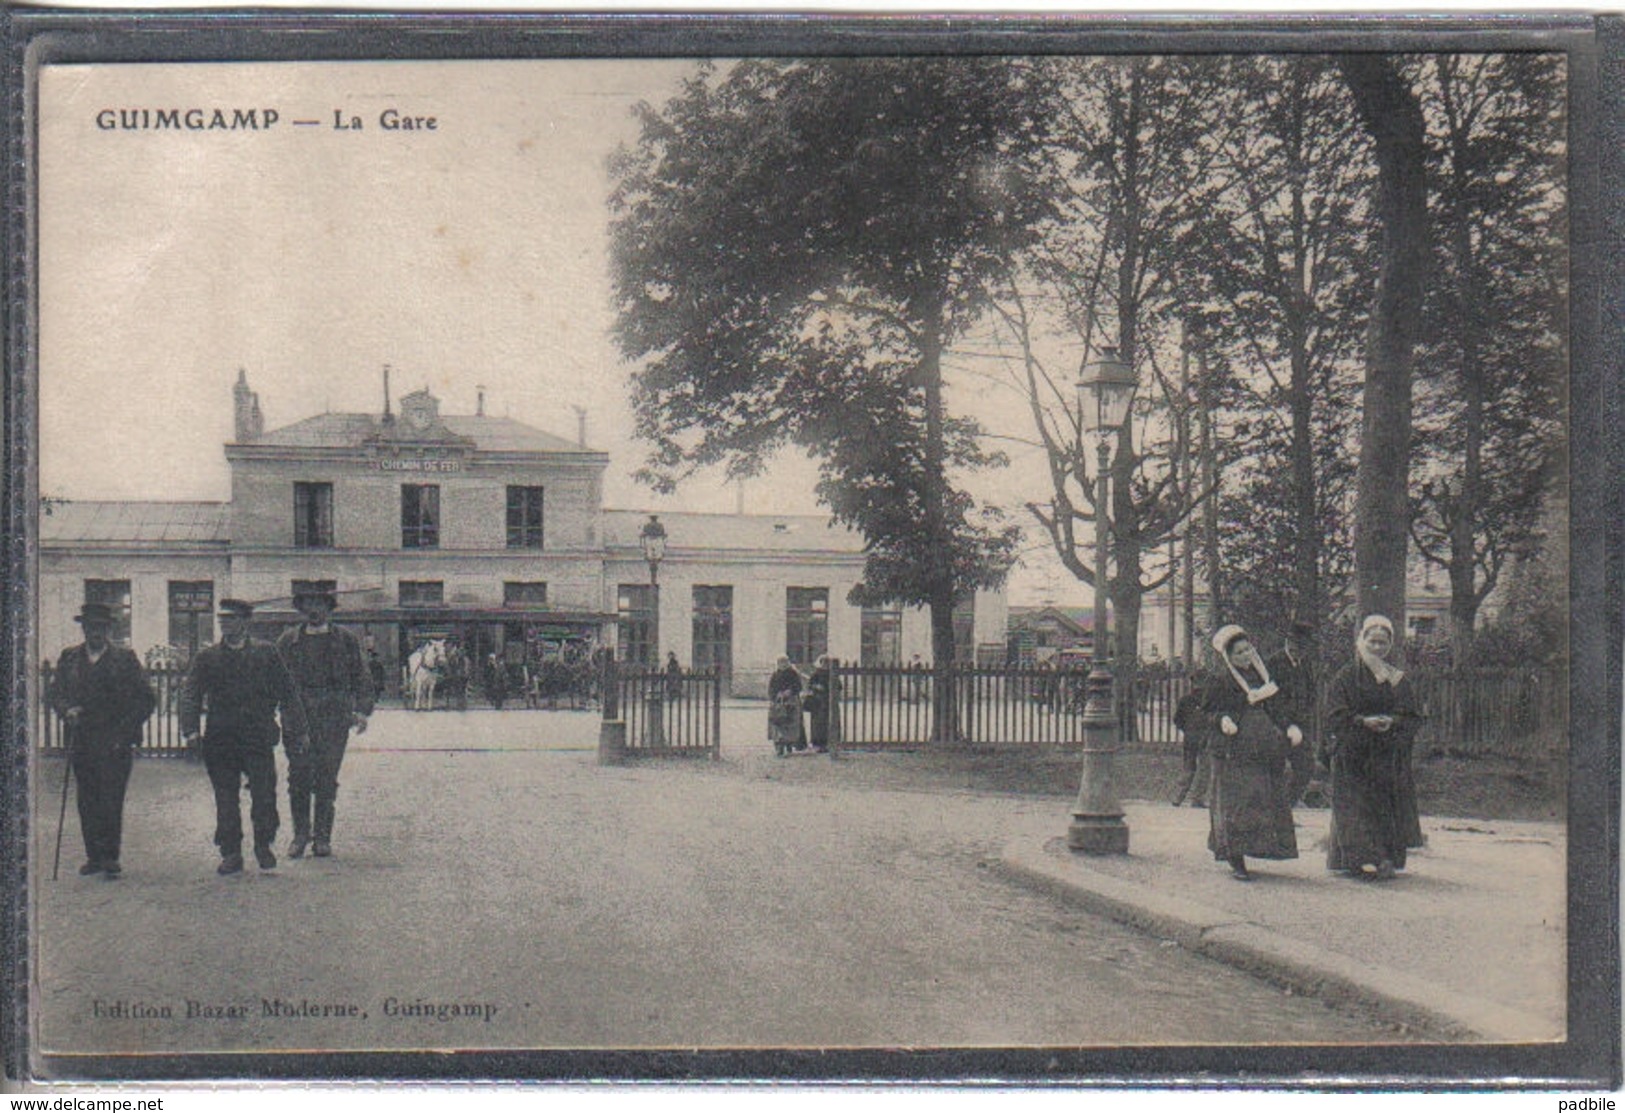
[786,587,828,668]
[953,596,976,663]
[401,484,440,549]
[860,605,903,667]
[617,584,655,666]
[294,481,334,548]
[504,582,549,607]
[167,581,213,660]
[506,486,545,549]
[692,585,733,679]
[399,581,444,607]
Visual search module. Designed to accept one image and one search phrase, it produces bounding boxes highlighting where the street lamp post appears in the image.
[639,514,669,747]
[640,513,667,665]
[1068,346,1135,854]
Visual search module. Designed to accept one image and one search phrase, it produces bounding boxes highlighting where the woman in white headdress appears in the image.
[1196,624,1305,880]
[1322,615,1424,880]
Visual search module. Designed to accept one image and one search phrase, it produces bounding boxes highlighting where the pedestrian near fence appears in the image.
[1266,618,1320,806]
[1169,685,1209,809]
[1198,624,1304,881]
[277,586,373,860]
[48,602,156,879]
[767,656,806,756]
[806,655,840,753]
[180,599,309,875]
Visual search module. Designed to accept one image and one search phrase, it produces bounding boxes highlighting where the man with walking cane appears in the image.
[47,602,155,880]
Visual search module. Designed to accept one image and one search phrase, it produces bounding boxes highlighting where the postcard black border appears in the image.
[1,8,1619,1090]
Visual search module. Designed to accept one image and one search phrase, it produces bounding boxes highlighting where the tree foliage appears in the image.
[608,51,1569,681]
[1409,53,1568,662]
[608,58,1055,705]
[1189,56,1374,646]
[991,55,1236,689]
[611,60,1053,610]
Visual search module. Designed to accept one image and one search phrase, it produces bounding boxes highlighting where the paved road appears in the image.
[34,710,1408,1057]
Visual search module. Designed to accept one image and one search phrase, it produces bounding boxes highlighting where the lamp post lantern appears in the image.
[1068,346,1135,854]
[640,514,667,665]
[638,514,670,747]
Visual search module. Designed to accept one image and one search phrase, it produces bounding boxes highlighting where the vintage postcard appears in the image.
[9,16,1616,1087]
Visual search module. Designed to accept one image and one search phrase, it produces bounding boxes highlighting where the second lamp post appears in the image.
[1068,346,1136,855]
[640,513,667,664]
[639,514,669,746]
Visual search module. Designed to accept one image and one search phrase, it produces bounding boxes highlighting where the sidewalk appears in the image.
[359,708,1567,1043]
[997,801,1566,1043]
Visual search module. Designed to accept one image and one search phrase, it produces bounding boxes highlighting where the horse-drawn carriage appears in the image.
[403,624,601,711]
[403,630,472,711]
[513,629,597,709]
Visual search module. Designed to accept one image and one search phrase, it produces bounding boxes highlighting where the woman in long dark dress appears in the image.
[1323,614,1424,881]
[767,656,807,756]
[805,655,840,753]
[1198,624,1306,880]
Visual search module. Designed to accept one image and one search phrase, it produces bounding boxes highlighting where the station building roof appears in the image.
[241,412,592,455]
[39,500,229,546]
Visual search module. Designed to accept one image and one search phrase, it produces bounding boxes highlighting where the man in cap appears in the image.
[1267,617,1320,806]
[180,599,309,875]
[276,586,373,859]
[47,602,156,878]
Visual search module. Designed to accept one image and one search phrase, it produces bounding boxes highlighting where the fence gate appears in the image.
[601,666,722,761]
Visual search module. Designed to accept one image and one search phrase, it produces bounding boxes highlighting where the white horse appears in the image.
[407,639,447,711]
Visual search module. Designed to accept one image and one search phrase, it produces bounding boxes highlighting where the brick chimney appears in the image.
[233,369,264,442]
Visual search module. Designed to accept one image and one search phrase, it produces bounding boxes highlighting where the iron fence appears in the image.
[33,658,1563,762]
[615,667,723,759]
[832,663,1138,748]
[1408,667,1566,759]
[830,660,1565,758]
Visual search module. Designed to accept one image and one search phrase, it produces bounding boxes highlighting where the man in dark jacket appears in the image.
[180,599,308,875]
[1169,683,1210,808]
[1267,618,1320,806]
[276,586,372,859]
[48,602,155,879]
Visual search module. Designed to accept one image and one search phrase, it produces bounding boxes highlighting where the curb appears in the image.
[996,837,1553,1044]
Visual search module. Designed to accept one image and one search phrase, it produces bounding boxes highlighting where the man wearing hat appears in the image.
[179,599,309,875]
[276,585,373,859]
[47,602,156,878]
[1267,617,1320,806]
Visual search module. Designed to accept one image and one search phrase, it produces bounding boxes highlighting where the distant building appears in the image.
[1097,557,1465,667]
[39,373,1006,698]
[1005,605,1093,665]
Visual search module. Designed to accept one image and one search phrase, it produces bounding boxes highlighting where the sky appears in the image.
[37,58,1081,604]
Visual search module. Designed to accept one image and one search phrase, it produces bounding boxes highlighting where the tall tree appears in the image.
[609,59,1052,736]
[1189,55,1374,646]
[1410,53,1567,663]
[1338,55,1431,630]
[996,55,1235,704]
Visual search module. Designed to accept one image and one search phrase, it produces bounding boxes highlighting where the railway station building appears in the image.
[38,372,1006,698]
